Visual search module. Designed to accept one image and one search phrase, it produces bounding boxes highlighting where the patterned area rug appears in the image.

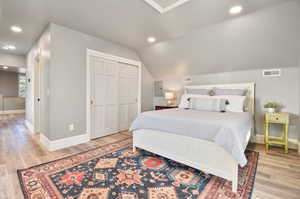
[18,138,258,199]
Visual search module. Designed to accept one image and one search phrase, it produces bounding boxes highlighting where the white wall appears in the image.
[26,26,51,138]
[142,65,154,112]
[0,70,19,96]
[0,53,25,68]
[26,23,155,141]
[298,38,300,143]
[48,23,141,140]
[157,67,300,140]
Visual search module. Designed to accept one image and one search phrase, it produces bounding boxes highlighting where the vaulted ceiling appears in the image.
[0,0,298,78]
[0,0,288,55]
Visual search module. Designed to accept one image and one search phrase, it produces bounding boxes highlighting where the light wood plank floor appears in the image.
[0,114,299,199]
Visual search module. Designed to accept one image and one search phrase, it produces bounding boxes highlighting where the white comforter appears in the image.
[130,108,252,167]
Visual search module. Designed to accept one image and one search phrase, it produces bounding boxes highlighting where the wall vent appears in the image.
[262,69,281,77]
[183,76,192,83]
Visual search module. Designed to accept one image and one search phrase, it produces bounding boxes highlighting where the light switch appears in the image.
[69,124,75,132]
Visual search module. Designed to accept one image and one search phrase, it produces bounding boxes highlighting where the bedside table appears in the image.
[155,106,178,110]
[264,112,289,153]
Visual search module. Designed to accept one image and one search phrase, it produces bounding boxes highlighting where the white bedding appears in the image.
[130,108,253,167]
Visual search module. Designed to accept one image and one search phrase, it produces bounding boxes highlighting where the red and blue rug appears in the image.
[18,138,258,199]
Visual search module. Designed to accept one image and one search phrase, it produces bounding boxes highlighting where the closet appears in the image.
[88,51,140,139]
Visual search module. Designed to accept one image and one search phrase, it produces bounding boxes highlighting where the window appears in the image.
[18,74,27,97]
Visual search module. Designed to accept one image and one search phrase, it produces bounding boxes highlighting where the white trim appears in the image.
[40,133,51,150]
[164,0,192,13]
[25,120,34,133]
[143,0,164,13]
[0,109,25,114]
[87,49,141,67]
[86,49,142,140]
[40,133,89,151]
[143,0,192,14]
[254,134,299,150]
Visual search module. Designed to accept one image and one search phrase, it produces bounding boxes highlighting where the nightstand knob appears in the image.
[276,118,279,120]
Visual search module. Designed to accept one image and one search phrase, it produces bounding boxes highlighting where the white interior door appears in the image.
[91,56,119,139]
[34,56,41,133]
[119,63,138,131]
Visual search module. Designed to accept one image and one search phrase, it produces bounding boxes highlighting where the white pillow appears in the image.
[213,95,246,112]
[179,94,211,109]
[190,97,227,112]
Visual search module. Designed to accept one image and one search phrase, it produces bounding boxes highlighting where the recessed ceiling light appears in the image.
[2,45,16,50]
[147,37,156,43]
[11,25,23,33]
[3,66,8,69]
[230,5,243,15]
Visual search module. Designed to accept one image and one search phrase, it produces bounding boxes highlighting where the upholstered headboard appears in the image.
[184,83,256,116]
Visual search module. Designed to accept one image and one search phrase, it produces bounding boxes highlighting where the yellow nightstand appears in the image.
[264,112,289,153]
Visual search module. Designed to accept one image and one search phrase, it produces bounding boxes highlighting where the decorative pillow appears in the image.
[190,97,227,112]
[213,88,247,96]
[213,95,246,112]
[186,89,211,95]
[178,94,211,109]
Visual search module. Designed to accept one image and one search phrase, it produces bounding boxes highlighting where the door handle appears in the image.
[37,98,41,102]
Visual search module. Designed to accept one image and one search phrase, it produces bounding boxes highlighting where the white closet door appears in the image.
[119,63,138,131]
[91,56,119,139]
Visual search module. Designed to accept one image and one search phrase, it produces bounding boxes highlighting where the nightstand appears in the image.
[264,112,289,153]
[155,106,178,110]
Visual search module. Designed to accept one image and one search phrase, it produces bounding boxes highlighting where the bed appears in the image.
[130,83,255,192]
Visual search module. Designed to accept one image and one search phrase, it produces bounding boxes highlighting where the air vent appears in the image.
[262,69,281,77]
[183,76,192,83]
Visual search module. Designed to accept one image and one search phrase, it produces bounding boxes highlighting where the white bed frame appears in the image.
[133,82,255,192]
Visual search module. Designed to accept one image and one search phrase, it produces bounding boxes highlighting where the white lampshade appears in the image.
[165,92,175,100]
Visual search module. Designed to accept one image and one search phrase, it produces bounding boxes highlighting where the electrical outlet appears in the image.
[69,124,75,132]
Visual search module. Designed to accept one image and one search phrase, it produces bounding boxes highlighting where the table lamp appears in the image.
[165,92,175,106]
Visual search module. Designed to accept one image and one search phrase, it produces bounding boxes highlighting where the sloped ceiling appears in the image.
[0,0,287,55]
[0,0,298,77]
[140,1,300,79]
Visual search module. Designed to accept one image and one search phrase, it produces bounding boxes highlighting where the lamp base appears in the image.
[167,100,176,106]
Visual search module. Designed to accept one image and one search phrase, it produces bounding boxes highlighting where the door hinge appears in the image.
[90,99,94,105]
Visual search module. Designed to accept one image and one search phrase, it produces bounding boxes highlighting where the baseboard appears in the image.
[40,133,89,151]
[0,109,25,114]
[253,134,299,150]
[25,120,34,133]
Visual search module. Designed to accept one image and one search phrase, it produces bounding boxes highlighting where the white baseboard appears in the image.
[0,109,25,114]
[40,133,89,151]
[25,120,34,133]
[253,134,299,150]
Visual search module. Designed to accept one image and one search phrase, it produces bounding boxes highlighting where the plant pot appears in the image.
[266,108,275,113]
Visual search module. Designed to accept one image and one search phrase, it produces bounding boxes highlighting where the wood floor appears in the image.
[0,114,299,199]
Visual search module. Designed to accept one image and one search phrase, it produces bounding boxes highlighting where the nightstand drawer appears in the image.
[265,113,289,124]
[155,106,178,110]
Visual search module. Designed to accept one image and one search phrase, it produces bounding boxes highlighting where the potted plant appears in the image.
[264,102,278,113]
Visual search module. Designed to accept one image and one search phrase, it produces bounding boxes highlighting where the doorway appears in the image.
[86,49,141,140]
[34,54,41,133]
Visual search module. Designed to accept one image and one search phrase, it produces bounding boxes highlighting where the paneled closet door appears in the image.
[91,56,119,139]
[119,63,139,131]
